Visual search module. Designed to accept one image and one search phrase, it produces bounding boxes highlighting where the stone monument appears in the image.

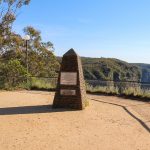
[53,49,88,110]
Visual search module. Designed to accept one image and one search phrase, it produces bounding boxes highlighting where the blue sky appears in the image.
[13,0,150,63]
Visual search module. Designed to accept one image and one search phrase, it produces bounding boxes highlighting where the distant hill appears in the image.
[57,57,141,82]
[132,63,150,83]
[82,57,141,81]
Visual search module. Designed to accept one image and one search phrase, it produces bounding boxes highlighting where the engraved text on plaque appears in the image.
[60,89,76,96]
[60,72,77,85]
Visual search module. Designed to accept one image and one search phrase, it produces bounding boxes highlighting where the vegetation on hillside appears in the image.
[82,57,141,82]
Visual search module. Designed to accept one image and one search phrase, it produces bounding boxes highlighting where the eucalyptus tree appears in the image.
[23,26,59,77]
[0,0,30,54]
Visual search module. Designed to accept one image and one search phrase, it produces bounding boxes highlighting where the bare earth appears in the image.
[0,91,150,150]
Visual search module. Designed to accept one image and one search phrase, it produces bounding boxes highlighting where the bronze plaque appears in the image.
[60,72,77,85]
[60,89,76,96]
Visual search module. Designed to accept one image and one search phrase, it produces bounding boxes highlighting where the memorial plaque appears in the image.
[60,89,76,96]
[60,72,77,85]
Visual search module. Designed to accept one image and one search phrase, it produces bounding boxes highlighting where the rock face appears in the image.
[132,63,150,83]
[53,49,88,110]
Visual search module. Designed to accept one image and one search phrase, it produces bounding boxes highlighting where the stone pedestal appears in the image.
[53,49,88,110]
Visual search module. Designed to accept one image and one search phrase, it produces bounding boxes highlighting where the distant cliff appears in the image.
[132,63,150,83]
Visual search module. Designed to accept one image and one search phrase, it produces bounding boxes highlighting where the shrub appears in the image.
[86,83,150,99]
[0,59,27,89]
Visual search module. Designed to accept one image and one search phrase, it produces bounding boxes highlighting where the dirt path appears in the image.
[0,91,150,150]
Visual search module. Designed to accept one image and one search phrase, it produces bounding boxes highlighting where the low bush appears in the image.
[86,83,150,99]
[0,59,27,89]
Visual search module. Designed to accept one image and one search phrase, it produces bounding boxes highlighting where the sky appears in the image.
[13,0,150,64]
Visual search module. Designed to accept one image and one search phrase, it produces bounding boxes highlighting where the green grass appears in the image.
[0,77,57,90]
[29,77,57,90]
[86,84,150,99]
[86,83,119,95]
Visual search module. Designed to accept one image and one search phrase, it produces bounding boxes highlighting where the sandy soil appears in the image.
[0,91,150,150]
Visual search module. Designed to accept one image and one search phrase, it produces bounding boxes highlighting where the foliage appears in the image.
[0,59,27,89]
[22,26,60,77]
[0,25,60,79]
[0,0,30,54]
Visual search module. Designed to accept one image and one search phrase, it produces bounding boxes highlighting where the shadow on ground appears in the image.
[91,99,150,133]
[0,105,74,115]
[0,98,149,134]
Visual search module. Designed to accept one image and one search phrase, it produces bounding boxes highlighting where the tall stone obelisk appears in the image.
[53,49,88,110]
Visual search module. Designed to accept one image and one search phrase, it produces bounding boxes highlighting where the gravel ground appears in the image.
[0,91,150,150]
